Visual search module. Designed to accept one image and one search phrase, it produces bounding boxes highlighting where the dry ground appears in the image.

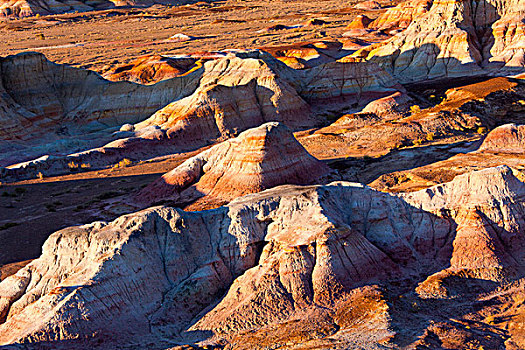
[0,149,206,266]
[0,0,397,73]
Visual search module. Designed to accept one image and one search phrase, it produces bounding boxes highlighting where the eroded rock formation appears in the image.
[479,123,525,153]
[0,51,202,166]
[0,0,168,17]
[139,122,331,208]
[102,55,203,85]
[357,0,525,82]
[1,166,524,348]
[0,50,405,181]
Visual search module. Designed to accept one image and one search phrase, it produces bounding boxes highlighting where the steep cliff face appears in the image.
[358,0,525,82]
[1,166,524,348]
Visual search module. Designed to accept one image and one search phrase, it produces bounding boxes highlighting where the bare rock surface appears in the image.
[480,123,525,153]
[102,54,203,85]
[1,166,525,348]
[139,122,331,208]
[357,0,525,82]
[0,51,202,166]
[134,52,316,145]
[0,0,168,17]
[0,50,405,182]
[368,0,432,31]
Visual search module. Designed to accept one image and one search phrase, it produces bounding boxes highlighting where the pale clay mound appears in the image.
[138,122,331,206]
[1,166,525,348]
[479,123,525,153]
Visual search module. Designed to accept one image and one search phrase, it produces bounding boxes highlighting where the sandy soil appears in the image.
[0,0,397,73]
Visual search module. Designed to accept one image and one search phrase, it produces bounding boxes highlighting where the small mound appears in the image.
[354,0,382,10]
[346,15,373,30]
[304,18,328,26]
[103,55,202,84]
[139,122,331,207]
[479,124,525,154]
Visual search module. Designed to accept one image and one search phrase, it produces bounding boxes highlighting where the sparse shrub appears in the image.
[426,132,435,141]
[1,191,17,197]
[68,161,79,170]
[113,158,132,168]
[96,191,121,200]
[74,204,88,212]
[485,315,496,325]
[36,33,45,40]
[477,126,488,134]
[410,301,420,312]
[409,105,421,114]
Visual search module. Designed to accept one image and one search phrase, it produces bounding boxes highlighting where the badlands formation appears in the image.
[0,0,525,348]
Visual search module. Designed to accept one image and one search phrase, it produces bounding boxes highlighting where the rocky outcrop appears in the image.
[354,0,382,10]
[139,122,331,207]
[0,0,168,17]
[0,50,405,181]
[368,0,432,31]
[102,55,202,85]
[357,0,525,82]
[479,123,525,153]
[359,91,412,117]
[134,54,315,146]
[0,51,202,166]
[346,15,373,30]
[1,166,524,347]
[343,15,374,37]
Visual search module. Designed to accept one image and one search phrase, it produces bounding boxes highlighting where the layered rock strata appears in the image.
[139,122,331,207]
[0,166,524,348]
[0,0,168,17]
[0,50,404,181]
[0,52,202,166]
[357,0,525,82]
[479,123,525,153]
